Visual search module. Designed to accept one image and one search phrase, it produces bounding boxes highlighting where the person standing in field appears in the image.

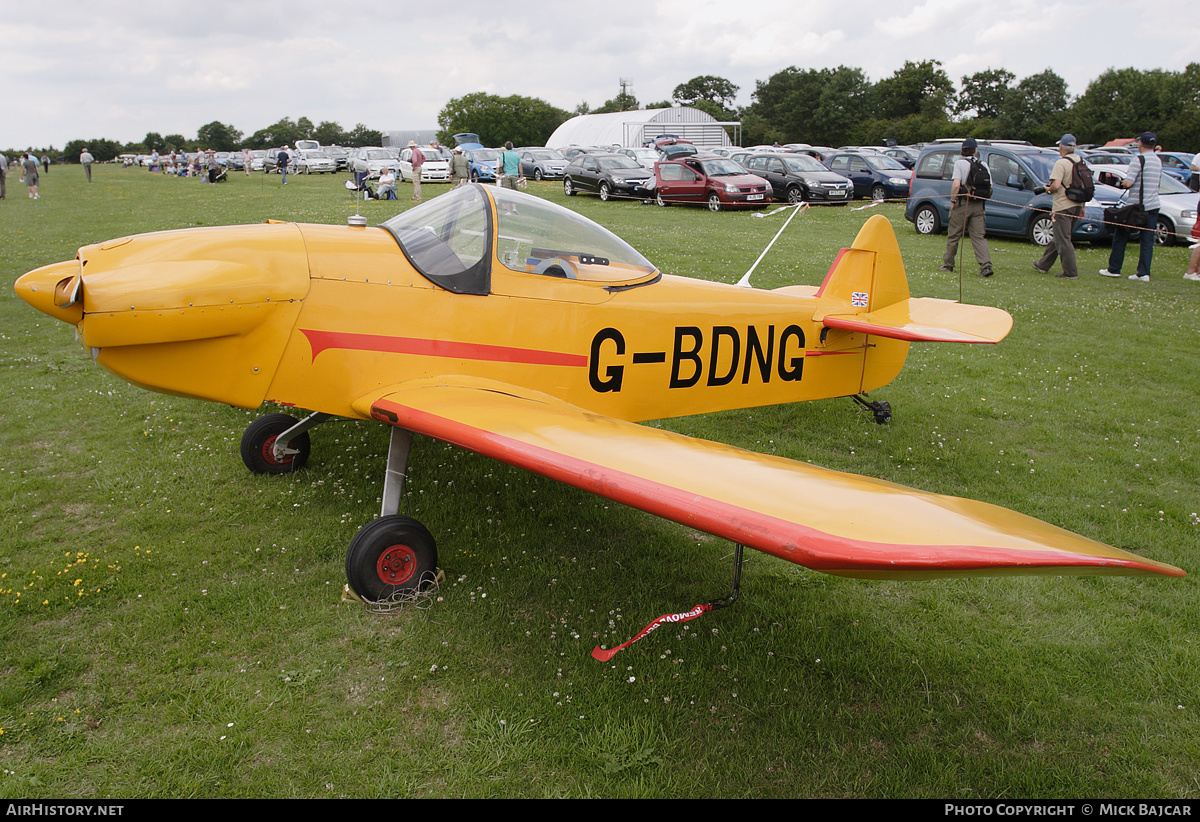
[408,141,425,201]
[1100,132,1162,283]
[80,148,94,182]
[22,153,40,199]
[1032,134,1085,279]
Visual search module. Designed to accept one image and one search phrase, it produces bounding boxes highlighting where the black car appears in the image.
[562,153,654,201]
[742,153,853,203]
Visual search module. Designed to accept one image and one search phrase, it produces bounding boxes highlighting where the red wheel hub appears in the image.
[376,544,417,586]
[260,435,291,466]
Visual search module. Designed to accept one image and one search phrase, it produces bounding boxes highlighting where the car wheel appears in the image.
[533,168,544,181]
[707,193,722,212]
[1028,214,1054,247]
[786,186,804,204]
[599,181,612,201]
[564,177,575,196]
[1155,215,1175,246]
[871,184,887,202]
[655,191,669,207]
[914,204,941,235]
[470,169,479,182]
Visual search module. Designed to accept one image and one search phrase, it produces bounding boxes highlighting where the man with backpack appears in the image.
[940,138,993,277]
[1033,134,1088,279]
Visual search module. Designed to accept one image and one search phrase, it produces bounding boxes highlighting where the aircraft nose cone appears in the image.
[14,260,84,325]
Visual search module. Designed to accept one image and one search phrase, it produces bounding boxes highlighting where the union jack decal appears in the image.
[851,291,869,307]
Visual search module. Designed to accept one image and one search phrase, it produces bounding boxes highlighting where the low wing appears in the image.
[354,382,1183,580]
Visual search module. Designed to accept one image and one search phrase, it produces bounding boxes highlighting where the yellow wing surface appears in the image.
[356,382,1183,580]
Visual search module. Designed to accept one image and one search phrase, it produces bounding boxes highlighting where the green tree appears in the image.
[748,65,871,145]
[143,132,166,153]
[196,121,242,151]
[436,92,569,147]
[874,60,955,120]
[313,121,348,145]
[957,68,1014,119]
[345,123,383,147]
[163,134,188,152]
[672,75,739,118]
[998,69,1069,143]
[593,91,639,114]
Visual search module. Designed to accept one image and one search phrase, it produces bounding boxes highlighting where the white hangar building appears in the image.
[545,106,739,150]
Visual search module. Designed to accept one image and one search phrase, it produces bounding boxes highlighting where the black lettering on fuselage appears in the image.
[590,324,806,393]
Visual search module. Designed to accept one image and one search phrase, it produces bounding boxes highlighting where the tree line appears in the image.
[437,63,1199,151]
[23,61,1200,162]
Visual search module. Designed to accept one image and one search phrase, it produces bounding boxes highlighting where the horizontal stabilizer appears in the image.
[823,297,1013,344]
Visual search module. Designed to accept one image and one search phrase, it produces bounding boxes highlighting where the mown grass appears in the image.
[1,166,1197,798]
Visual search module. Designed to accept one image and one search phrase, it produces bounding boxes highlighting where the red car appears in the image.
[654,156,772,211]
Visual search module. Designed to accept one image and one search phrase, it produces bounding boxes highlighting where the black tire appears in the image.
[871,184,886,202]
[533,168,544,181]
[599,181,611,201]
[345,515,438,601]
[655,191,669,207]
[1155,215,1175,246]
[470,169,479,182]
[240,413,311,475]
[563,177,576,196]
[1028,214,1054,247]
[786,186,804,204]
[707,193,722,212]
[914,204,941,235]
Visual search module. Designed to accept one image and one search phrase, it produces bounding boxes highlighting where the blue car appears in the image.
[1156,152,1195,186]
[823,151,913,201]
[904,142,1120,246]
[462,148,500,182]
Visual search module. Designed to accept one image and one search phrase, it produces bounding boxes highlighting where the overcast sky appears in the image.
[5,0,1197,150]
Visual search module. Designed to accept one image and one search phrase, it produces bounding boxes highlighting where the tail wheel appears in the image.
[240,413,311,474]
[345,515,438,602]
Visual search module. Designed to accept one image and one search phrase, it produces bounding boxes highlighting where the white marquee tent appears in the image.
[546,107,738,150]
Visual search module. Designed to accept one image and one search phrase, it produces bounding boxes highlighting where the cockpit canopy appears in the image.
[380,184,659,296]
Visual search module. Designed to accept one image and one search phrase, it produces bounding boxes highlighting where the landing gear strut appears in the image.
[239,413,438,602]
[851,394,892,425]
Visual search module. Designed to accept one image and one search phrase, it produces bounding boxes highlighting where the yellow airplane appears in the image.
[15,183,1184,603]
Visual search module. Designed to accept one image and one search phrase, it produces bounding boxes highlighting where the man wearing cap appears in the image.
[940,137,993,277]
[407,141,425,201]
[1033,134,1085,279]
[1101,132,1162,282]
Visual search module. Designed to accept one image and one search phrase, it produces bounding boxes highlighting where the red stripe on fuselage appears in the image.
[301,329,587,367]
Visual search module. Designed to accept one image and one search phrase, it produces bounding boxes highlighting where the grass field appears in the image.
[1,165,1198,798]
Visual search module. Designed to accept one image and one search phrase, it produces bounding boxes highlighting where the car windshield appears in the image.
[699,159,747,177]
[1020,153,1057,182]
[782,155,827,173]
[1159,173,1190,195]
[365,150,391,160]
[865,155,906,171]
[470,149,500,162]
[597,156,643,170]
[528,150,561,160]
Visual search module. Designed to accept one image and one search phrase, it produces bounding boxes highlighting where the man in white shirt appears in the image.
[1100,132,1162,282]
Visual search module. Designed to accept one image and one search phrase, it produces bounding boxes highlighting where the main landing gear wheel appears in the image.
[240,413,311,474]
[345,515,439,602]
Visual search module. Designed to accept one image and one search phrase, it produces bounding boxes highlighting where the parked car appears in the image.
[616,147,661,171]
[247,150,267,172]
[295,148,337,174]
[882,146,920,168]
[653,156,772,211]
[351,147,396,179]
[1155,151,1195,186]
[1094,165,1198,245]
[324,145,350,171]
[397,146,450,183]
[562,153,654,201]
[462,148,500,182]
[741,153,853,204]
[824,152,913,201]
[904,142,1116,246]
[518,148,568,180]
